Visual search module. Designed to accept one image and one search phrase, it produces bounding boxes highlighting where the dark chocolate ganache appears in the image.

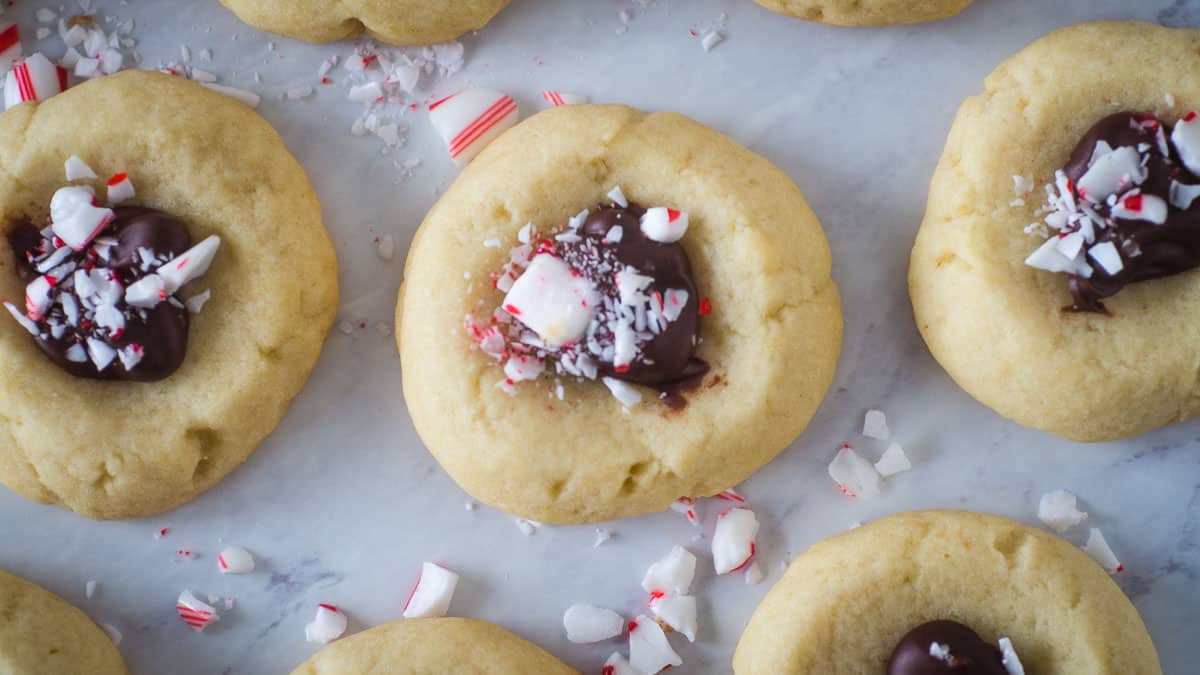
[7,206,192,381]
[887,621,1008,675]
[1058,112,1200,312]
[558,203,708,388]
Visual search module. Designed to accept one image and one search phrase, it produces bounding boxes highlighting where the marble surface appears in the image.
[1,0,1198,673]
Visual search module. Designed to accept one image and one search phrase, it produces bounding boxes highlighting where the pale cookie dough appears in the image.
[218,0,511,46]
[734,510,1161,674]
[397,104,842,524]
[0,71,338,519]
[909,21,1200,442]
[289,618,577,675]
[755,0,973,26]
[0,568,127,675]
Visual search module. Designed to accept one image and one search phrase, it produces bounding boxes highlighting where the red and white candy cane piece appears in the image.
[715,488,746,503]
[668,497,699,526]
[827,443,881,499]
[541,90,587,107]
[628,615,682,674]
[429,89,519,165]
[502,253,598,348]
[1111,191,1167,225]
[1172,111,1200,175]
[712,507,759,575]
[50,185,114,251]
[4,53,65,110]
[158,235,221,294]
[0,22,21,70]
[24,275,54,320]
[124,274,167,309]
[603,653,639,675]
[217,546,255,574]
[648,592,697,642]
[304,603,348,644]
[106,173,135,204]
[176,590,219,631]
[641,545,696,595]
[402,562,459,619]
[640,207,689,243]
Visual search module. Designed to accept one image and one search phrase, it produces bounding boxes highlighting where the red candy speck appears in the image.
[628,620,639,632]
[1123,194,1144,212]
[106,173,127,186]
[503,303,522,316]
[1185,111,1198,122]
[699,297,713,316]
[318,603,338,611]
[603,667,616,675]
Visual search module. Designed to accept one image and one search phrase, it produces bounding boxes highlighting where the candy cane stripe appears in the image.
[0,25,18,54]
[449,96,515,154]
[15,62,34,102]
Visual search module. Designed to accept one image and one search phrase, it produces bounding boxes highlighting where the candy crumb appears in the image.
[744,560,764,585]
[1037,489,1088,533]
[999,636,1027,675]
[593,528,613,547]
[862,409,889,439]
[100,623,122,646]
[874,442,911,477]
[1082,528,1123,574]
[700,31,724,52]
[85,580,97,598]
[828,444,881,499]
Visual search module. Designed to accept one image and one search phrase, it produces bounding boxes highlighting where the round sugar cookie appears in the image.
[909,21,1200,441]
[0,70,339,519]
[218,0,511,46]
[734,510,1161,674]
[754,0,972,26]
[289,618,577,675]
[0,568,127,675]
[397,103,842,524]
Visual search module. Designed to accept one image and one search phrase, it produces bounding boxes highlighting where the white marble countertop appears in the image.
[2,0,1198,673]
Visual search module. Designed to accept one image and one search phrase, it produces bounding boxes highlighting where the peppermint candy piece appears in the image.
[64,155,98,181]
[429,89,519,165]
[86,337,116,371]
[542,90,588,107]
[4,301,38,335]
[1037,489,1088,533]
[217,546,255,574]
[641,546,696,595]
[1087,241,1123,276]
[304,604,348,644]
[50,185,114,250]
[125,274,167,308]
[874,442,912,477]
[998,637,1026,675]
[176,590,219,631]
[862,409,889,440]
[712,507,759,574]
[158,235,221,294]
[648,593,697,642]
[4,53,65,110]
[628,615,682,674]
[828,444,881,498]
[402,562,459,619]
[1083,528,1123,574]
[0,23,21,70]
[1171,112,1200,176]
[1169,180,1200,210]
[502,253,598,348]
[603,653,639,675]
[562,604,624,644]
[640,207,689,243]
[1076,145,1146,203]
[24,276,53,320]
[106,173,135,204]
[602,376,642,408]
[1025,235,1093,277]
[1110,192,1167,225]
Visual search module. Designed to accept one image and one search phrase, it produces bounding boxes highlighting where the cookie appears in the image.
[396,104,842,524]
[289,618,577,675]
[218,0,511,46]
[0,70,338,519]
[0,568,127,675]
[754,0,973,26]
[909,21,1200,441]
[733,510,1161,674]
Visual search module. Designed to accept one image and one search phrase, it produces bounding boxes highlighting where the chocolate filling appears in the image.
[887,621,1008,675]
[7,206,192,381]
[558,203,708,389]
[1062,112,1200,312]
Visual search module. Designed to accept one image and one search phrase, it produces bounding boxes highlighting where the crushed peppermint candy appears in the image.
[862,409,890,439]
[216,546,255,574]
[828,444,881,498]
[641,546,696,595]
[402,562,459,618]
[1037,489,1088,533]
[874,442,912,477]
[712,507,758,574]
[999,637,1026,675]
[1082,528,1123,574]
[563,604,624,644]
[627,616,682,674]
[648,592,697,642]
[176,590,219,631]
[304,603,348,644]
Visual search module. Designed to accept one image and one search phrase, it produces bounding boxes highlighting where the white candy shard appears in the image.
[186,289,212,314]
[347,81,383,103]
[65,155,97,181]
[602,376,642,407]
[640,207,689,243]
[124,274,166,308]
[4,53,64,109]
[862,409,889,439]
[305,604,348,644]
[503,354,545,382]
[377,233,395,260]
[1012,175,1034,196]
[701,31,724,52]
[607,186,628,208]
[541,90,588,107]
[502,253,598,348]
[176,590,219,631]
[1037,489,1088,533]
[50,185,113,250]
[628,615,682,674]
[428,89,519,165]
[100,623,122,646]
[1077,145,1146,202]
[641,546,697,595]
[604,653,639,675]
[106,173,135,204]
[744,560,765,585]
[999,637,1026,675]
[1110,192,1167,225]
[85,580,97,598]
[930,642,952,661]
[562,604,623,644]
[713,507,759,574]
[874,442,912,477]
[669,497,699,526]
[1169,180,1200,210]
[117,344,143,371]
[217,546,255,574]
[158,235,220,293]
[86,337,116,371]
[1083,528,1123,573]
[4,301,39,335]
[24,276,53,320]
[1088,241,1124,276]
[1025,235,1093,277]
[1171,113,1200,175]
[649,593,697,642]
[402,562,459,618]
[828,445,881,498]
